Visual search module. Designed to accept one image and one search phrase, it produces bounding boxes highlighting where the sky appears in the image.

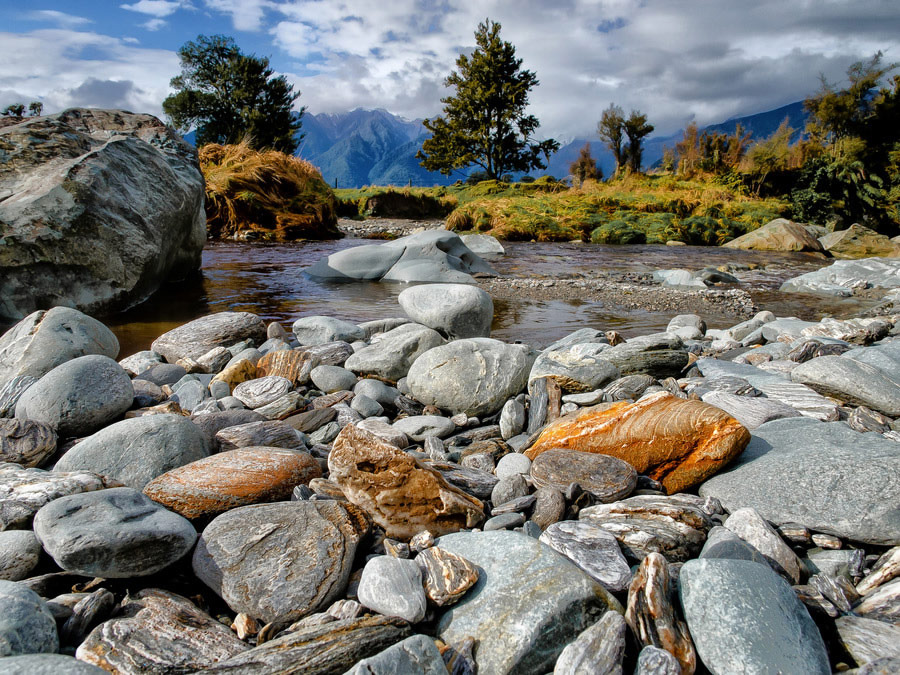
[1,1,899,142]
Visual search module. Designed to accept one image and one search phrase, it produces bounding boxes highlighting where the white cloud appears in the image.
[120,1,187,18]
[142,18,168,31]
[26,10,93,28]
[202,0,272,31]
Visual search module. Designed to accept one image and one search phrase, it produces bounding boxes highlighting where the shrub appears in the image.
[590,220,646,244]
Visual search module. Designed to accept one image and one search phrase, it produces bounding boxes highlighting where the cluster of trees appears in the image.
[2,101,43,117]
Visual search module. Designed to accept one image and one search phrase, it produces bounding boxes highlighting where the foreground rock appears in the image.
[436,530,622,675]
[0,655,105,674]
[0,108,205,321]
[722,218,824,252]
[0,580,58,656]
[679,559,829,674]
[700,417,900,545]
[526,392,750,493]
[345,634,446,675]
[328,424,483,540]
[0,419,57,468]
[398,283,494,338]
[791,355,900,416]
[151,312,267,363]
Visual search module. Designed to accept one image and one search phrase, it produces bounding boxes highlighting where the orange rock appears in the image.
[256,350,318,386]
[328,424,484,541]
[210,359,257,392]
[143,446,321,519]
[525,391,749,494]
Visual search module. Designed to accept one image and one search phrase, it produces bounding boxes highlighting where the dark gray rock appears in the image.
[699,417,900,545]
[215,420,304,452]
[15,355,132,437]
[54,413,207,489]
[484,512,526,530]
[151,312,266,363]
[552,610,626,675]
[351,393,383,418]
[791,355,900,416]
[436,530,622,675]
[192,500,363,624]
[0,419,56,468]
[539,521,632,592]
[0,654,105,674]
[0,579,58,656]
[358,555,426,623]
[0,530,42,581]
[33,487,196,577]
[699,526,769,567]
[531,486,566,530]
[136,363,187,387]
[679,559,830,675]
[530,448,637,502]
[398,284,493,339]
[189,409,265,451]
[595,334,689,379]
[345,634,446,675]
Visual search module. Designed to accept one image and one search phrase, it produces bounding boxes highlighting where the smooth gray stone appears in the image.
[561,389,605,406]
[0,307,119,391]
[491,473,529,506]
[679,559,829,675]
[699,526,769,567]
[257,337,289,355]
[603,374,657,401]
[137,363,187,386]
[544,329,607,353]
[253,392,303,420]
[407,339,536,418]
[459,233,505,256]
[792,355,900,416]
[218,396,246,410]
[356,419,408,448]
[724,507,803,583]
[350,394,383,418]
[172,378,206,412]
[345,634,446,675]
[595,334,688,379]
[345,323,445,381]
[500,398,526,440]
[667,313,706,340]
[635,645,681,674]
[0,377,37,419]
[193,501,361,624]
[495,452,531,479]
[0,463,111,530]
[0,654,105,674]
[528,376,550,434]
[392,415,455,442]
[653,269,706,289]
[760,317,819,342]
[484,512,526,530]
[54,414,208,490]
[431,462,498,500]
[224,347,262,370]
[843,343,900,377]
[15,355,132,438]
[530,448,636,503]
[719,311,775,342]
[292,316,365,346]
[357,555,426,623]
[151,312,266,363]
[310,365,358,394]
[353,379,400,408]
[306,242,404,280]
[529,343,619,393]
[780,258,900,297]
[436,530,622,675]
[380,230,496,283]
[0,580,58,656]
[700,390,800,429]
[553,610,626,675]
[33,487,196,578]
[309,421,341,445]
[399,284,493,339]
[699,417,900,545]
[358,318,412,338]
[540,521,632,592]
[0,531,41,581]
[836,615,900,667]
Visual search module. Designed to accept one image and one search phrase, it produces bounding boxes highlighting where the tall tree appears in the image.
[417,20,559,180]
[163,34,303,153]
[623,110,654,172]
[569,143,602,184]
[597,104,626,175]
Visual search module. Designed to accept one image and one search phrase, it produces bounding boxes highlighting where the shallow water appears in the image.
[86,238,880,357]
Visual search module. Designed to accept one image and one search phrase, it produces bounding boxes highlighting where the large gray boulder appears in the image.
[780,257,900,297]
[0,308,119,390]
[344,323,445,381]
[722,218,824,252]
[407,338,536,417]
[791,355,900,416]
[54,414,208,489]
[0,109,206,321]
[305,230,496,284]
[700,417,900,545]
[398,284,493,339]
[15,355,132,437]
[33,487,197,578]
[679,559,829,674]
[151,312,267,363]
[0,580,58,656]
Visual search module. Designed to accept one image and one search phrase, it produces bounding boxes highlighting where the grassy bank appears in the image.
[336,174,791,244]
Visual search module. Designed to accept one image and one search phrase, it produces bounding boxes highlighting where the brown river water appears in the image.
[72,238,881,358]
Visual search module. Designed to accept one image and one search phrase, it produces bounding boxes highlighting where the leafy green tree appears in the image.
[569,143,602,184]
[2,103,25,117]
[623,110,654,172]
[163,34,303,153]
[597,104,626,175]
[744,119,796,195]
[417,20,559,180]
[28,101,43,116]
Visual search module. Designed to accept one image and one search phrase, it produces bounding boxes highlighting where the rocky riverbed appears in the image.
[1,287,900,674]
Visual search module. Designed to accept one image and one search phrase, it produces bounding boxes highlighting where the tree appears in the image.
[28,101,43,117]
[417,20,559,180]
[2,103,25,117]
[597,104,626,175]
[163,34,303,153]
[623,110,654,172]
[569,143,602,184]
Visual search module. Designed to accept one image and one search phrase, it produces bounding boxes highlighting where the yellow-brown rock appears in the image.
[210,359,257,392]
[525,391,749,494]
[328,424,484,540]
[143,446,321,520]
[256,350,318,386]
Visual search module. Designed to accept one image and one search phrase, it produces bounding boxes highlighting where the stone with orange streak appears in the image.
[143,446,322,520]
[210,359,257,392]
[328,424,484,541]
[525,391,749,494]
[256,349,319,386]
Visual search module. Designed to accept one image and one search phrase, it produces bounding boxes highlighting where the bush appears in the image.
[590,220,646,244]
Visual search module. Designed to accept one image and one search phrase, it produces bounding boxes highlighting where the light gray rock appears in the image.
[552,610,626,675]
[679,559,830,675]
[529,343,619,393]
[653,269,707,289]
[356,419,408,448]
[392,415,455,442]
[188,409,265,451]
[0,530,41,581]
[292,316,365,347]
[0,580,58,656]
[345,323,444,381]
[232,376,292,409]
[350,394,383,419]
[358,317,412,338]
[761,317,819,342]
[781,257,900,296]
[14,355,132,437]
[398,284,493,339]
[151,312,266,363]
[310,365,358,394]
[667,314,706,340]
[353,379,400,409]
[192,500,363,624]
[544,329,607,353]
[407,338,536,417]
[136,362,187,387]
[0,377,37,420]
[495,452,531,479]
[344,634,446,675]
[33,487,196,578]
[459,233,505,256]
[0,654,105,674]
[500,398,526,440]
[635,645,682,674]
[699,526,769,567]
[791,355,900,416]
[540,521,632,592]
[700,417,900,545]
[0,308,119,391]
[724,507,803,583]
[357,555,427,623]
[836,615,900,667]
[436,530,622,675]
[171,378,206,412]
[491,473,529,506]
[54,414,207,490]
[859,657,900,675]
[700,390,801,429]
[0,110,205,323]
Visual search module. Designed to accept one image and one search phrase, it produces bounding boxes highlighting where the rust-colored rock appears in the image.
[210,359,257,392]
[256,349,319,386]
[328,424,484,540]
[526,391,749,494]
[143,446,321,520]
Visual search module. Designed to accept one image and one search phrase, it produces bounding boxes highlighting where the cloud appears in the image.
[202,0,272,31]
[142,18,168,31]
[120,1,187,18]
[66,78,145,109]
[26,10,93,28]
